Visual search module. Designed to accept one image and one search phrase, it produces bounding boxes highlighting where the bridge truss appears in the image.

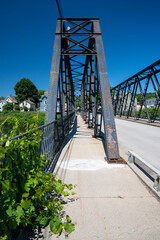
[111,60,160,122]
[45,18,120,163]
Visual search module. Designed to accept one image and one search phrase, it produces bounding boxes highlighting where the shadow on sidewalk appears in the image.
[51,116,78,179]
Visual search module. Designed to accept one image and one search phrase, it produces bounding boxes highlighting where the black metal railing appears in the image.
[41,112,75,171]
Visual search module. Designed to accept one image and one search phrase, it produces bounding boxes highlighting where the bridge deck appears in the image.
[43,115,160,240]
[115,118,160,171]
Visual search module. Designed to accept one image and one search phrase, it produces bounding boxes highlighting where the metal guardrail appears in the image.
[128,151,160,192]
[4,112,75,172]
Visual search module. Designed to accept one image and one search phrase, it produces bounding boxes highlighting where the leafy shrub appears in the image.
[2,110,8,114]
[3,103,13,112]
[0,112,45,136]
[15,105,20,112]
[0,117,75,239]
[23,106,28,112]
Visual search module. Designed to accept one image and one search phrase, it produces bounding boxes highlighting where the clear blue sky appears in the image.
[0,0,160,97]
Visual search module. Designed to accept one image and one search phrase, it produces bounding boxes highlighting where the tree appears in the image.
[0,97,5,101]
[14,78,39,105]
[136,92,156,104]
[75,95,81,111]
[38,89,45,99]
[3,103,13,112]
[15,105,20,111]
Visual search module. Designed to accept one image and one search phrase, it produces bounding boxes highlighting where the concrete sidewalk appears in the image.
[43,115,160,240]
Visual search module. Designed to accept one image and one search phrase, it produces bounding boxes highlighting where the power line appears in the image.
[56,0,64,18]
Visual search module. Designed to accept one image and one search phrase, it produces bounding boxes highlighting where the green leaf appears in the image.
[21,200,32,210]
[3,180,10,190]
[36,215,48,227]
[56,182,64,194]
[66,215,71,223]
[58,223,63,234]
[16,206,24,218]
[22,192,29,198]
[5,140,10,147]
[63,191,70,197]
[68,184,73,190]
[63,222,75,234]
[6,206,13,217]
[29,205,35,212]
[50,218,61,234]
[16,216,21,225]
[24,182,30,192]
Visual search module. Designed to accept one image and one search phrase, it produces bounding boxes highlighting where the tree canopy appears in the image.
[75,95,81,111]
[14,78,39,104]
[38,89,45,99]
[3,103,13,112]
[136,92,156,104]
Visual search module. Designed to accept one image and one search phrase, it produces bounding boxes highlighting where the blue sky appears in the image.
[0,0,160,97]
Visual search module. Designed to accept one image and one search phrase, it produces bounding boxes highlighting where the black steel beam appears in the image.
[93,20,119,160]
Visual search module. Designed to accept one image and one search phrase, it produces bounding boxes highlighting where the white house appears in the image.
[5,95,18,104]
[146,98,157,108]
[19,100,36,111]
[0,95,18,112]
[0,100,6,112]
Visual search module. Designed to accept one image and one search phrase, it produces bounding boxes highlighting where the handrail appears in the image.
[1,112,75,142]
[128,151,160,192]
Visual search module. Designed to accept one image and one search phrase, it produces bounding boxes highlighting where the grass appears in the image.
[0,112,45,136]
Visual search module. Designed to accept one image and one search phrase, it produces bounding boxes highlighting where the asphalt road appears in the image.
[114,118,160,171]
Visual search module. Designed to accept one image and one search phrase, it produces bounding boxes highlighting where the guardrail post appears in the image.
[153,176,160,192]
[128,153,135,163]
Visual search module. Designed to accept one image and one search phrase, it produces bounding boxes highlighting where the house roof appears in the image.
[5,95,18,103]
[11,96,18,103]
[40,95,48,101]
[22,100,36,105]
[0,100,6,104]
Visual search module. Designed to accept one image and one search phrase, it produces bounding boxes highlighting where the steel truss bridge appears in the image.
[6,19,160,172]
[111,60,160,122]
[42,18,121,169]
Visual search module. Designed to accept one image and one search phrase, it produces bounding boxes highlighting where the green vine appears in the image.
[0,116,75,239]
